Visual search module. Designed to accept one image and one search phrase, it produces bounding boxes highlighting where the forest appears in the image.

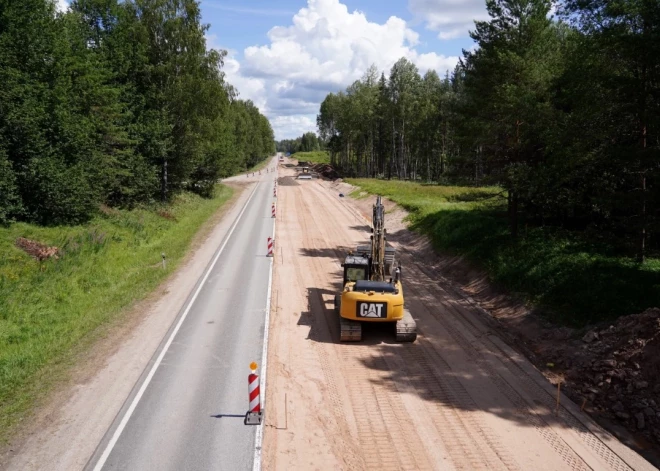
[317,0,659,261]
[0,0,275,226]
[275,131,323,155]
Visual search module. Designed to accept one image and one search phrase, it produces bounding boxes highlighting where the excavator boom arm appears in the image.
[371,196,387,281]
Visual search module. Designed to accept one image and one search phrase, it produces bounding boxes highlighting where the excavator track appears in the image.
[396,309,417,342]
[335,295,362,341]
[339,317,362,341]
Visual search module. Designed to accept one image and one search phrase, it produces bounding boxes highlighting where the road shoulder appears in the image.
[0,182,254,471]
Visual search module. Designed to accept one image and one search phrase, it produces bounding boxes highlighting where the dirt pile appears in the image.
[15,237,60,261]
[310,163,340,180]
[277,176,299,186]
[558,309,660,443]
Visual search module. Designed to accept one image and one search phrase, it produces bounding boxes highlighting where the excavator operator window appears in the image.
[345,267,366,282]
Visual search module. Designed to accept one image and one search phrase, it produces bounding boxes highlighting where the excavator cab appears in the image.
[342,254,370,284]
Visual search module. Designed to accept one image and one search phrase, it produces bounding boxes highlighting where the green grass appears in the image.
[348,179,660,327]
[291,151,330,164]
[246,156,273,173]
[0,185,233,442]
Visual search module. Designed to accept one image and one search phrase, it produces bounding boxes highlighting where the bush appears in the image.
[0,151,21,225]
[21,157,98,225]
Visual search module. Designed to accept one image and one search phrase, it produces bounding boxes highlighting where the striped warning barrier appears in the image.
[267,237,274,257]
[245,362,262,425]
[271,203,276,218]
[249,375,260,413]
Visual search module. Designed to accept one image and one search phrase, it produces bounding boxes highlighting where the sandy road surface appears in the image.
[262,167,656,471]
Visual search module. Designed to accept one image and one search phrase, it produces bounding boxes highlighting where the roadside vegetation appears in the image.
[0,0,274,227]
[291,151,330,164]
[247,156,275,173]
[349,179,660,327]
[0,185,232,442]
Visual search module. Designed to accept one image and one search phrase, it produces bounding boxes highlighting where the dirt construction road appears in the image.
[262,166,656,471]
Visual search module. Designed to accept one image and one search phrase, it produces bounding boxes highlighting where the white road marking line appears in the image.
[92,181,261,471]
[253,174,276,471]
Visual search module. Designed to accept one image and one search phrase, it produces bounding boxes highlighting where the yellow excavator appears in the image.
[334,196,417,342]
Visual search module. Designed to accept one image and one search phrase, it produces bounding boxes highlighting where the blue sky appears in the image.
[198,0,488,139]
[201,0,474,56]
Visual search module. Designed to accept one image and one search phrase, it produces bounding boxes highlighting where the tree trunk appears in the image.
[637,50,648,263]
[638,173,646,263]
[161,158,168,202]
[388,118,395,180]
[508,190,519,238]
[441,118,447,176]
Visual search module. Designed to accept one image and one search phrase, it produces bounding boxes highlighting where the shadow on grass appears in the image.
[447,189,505,203]
[408,207,660,327]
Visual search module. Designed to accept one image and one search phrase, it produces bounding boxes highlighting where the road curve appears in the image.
[85,171,277,471]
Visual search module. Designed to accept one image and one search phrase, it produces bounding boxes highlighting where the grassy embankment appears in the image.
[291,151,330,164]
[246,156,273,173]
[348,179,660,327]
[0,185,233,442]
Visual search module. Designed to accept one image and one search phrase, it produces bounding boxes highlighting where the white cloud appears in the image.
[204,34,268,110]
[222,0,459,139]
[205,33,222,52]
[55,0,69,13]
[269,115,318,140]
[223,53,268,110]
[408,0,488,40]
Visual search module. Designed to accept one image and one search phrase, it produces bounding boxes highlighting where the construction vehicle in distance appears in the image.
[334,196,417,342]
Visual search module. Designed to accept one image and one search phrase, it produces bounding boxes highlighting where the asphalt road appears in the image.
[85,174,276,471]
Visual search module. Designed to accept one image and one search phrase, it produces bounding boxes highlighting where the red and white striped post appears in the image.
[248,367,260,412]
[245,362,263,425]
[271,203,276,218]
[267,237,274,257]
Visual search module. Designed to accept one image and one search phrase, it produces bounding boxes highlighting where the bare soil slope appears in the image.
[262,168,655,471]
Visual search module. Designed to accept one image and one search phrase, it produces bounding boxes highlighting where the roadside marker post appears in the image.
[272,203,276,218]
[267,237,274,257]
[245,362,263,425]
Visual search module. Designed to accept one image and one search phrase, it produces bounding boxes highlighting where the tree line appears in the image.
[275,132,322,154]
[317,0,659,261]
[0,0,275,226]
